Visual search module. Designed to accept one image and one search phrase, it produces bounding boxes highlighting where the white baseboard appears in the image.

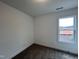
[8,42,34,59]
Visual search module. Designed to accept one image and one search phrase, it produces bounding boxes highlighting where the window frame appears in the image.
[58,16,76,44]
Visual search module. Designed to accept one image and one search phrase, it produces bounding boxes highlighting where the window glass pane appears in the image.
[58,17,75,43]
[59,17,74,27]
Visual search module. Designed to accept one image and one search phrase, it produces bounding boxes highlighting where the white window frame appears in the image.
[58,16,76,43]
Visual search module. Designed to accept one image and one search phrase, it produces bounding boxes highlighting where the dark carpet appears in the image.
[12,44,78,59]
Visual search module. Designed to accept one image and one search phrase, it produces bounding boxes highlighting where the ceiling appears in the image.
[0,0,78,16]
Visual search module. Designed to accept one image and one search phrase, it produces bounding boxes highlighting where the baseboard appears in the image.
[11,42,34,59]
[12,43,78,59]
[33,43,78,56]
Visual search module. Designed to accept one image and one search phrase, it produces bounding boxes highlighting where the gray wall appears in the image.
[34,8,78,54]
[0,2,34,59]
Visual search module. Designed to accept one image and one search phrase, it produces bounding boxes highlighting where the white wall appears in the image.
[0,1,78,59]
[35,8,78,54]
[0,2,34,59]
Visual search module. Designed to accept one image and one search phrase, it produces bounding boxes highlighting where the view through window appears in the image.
[58,16,75,43]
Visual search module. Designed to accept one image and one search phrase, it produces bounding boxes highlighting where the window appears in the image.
[58,16,76,43]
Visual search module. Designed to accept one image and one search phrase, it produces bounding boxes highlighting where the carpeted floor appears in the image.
[12,44,78,59]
